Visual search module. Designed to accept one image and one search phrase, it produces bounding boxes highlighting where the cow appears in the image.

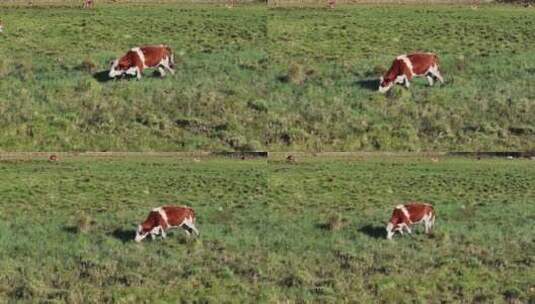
[135,206,199,242]
[378,53,444,93]
[82,0,94,8]
[226,0,237,8]
[327,0,336,9]
[108,45,175,80]
[386,202,435,240]
[0,21,4,33]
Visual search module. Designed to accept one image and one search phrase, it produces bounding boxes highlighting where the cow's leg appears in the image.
[181,217,199,236]
[135,66,143,80]
[404,76,410,88]
[161,57,175,75]
[188,223,200,236]
[427,214,435,233]
[424,214,433,234]
[426,73,435,86]
[125,67,137,77]
[431,66,444,84]
[180,224,192,236]
[403,224,412,234]
[158,66,166,77]
[160,227,167,239]
[397,75,410,88]
[150,226,162,239]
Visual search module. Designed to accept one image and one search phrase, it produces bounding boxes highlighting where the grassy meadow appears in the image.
[0,4,534,151]
[0,155,533,302]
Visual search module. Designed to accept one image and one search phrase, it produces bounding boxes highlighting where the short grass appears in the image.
[265,5,535,151]
[0,156,533,302]
[0,4,534,151]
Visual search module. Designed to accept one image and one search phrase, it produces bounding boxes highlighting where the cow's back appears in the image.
[407,53,436,75]
[141,45,170,67]
[405,203,433,222]
[163,206,194,226]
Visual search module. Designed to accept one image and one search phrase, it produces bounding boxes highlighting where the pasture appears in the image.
[0,155,533,302]
[0,4,534,151]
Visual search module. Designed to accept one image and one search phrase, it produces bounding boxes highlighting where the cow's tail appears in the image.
[165,45,175,69]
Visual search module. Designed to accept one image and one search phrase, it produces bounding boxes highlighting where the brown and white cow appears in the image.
[109,45,175,80]
[327,0,336,9]
[378,53,444,93]
[386,202,435,240]
[135,206,199,242]
[82,0,94,8]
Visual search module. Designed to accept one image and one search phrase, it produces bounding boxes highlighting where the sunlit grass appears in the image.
[0,4,534,151]
[0,156,533,302]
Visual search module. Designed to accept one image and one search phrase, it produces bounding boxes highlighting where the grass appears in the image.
[0,4,534,151]
[0,156,533,302]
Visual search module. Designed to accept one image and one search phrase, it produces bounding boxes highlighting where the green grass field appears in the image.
[0,4,533,151]
[0,156,533,302]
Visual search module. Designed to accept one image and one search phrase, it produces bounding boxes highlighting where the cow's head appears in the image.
[378,76,394,93]
[386,215,404,240]
[134,225,148,242]
[0,21,4,33]
[109,59,138,78]
[108,59,124,78]
[134,224,162,242]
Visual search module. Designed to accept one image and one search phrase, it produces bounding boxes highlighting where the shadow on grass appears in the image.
[62,226,79,234]
[356,79,379,91]
[93,70,166,83]
[358,224,385,239]
[315,223,330,230]
[93,70,114,83]
[112,228,134,243]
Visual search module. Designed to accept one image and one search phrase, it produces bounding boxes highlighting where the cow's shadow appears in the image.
[62,226,79,234]
[93,70,165,83]
[111,228,134,243]
[358,224,385,239]
[356,79,379,91]
[93,70,114,83]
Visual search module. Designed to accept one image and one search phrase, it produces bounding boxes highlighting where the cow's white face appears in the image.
[108,59,123,78]
[0,24,4,33]
[135,225,149,242]
[378,76,394,93]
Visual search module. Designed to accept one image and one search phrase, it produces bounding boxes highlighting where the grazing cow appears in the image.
[378,53,444,93]
[109,45,175,80]
[327,0,336,9]
[386,202,435,240]
[135,206,199,242]
[226,0,237,8]
[82,0,93,8]
[0,21,4,33]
